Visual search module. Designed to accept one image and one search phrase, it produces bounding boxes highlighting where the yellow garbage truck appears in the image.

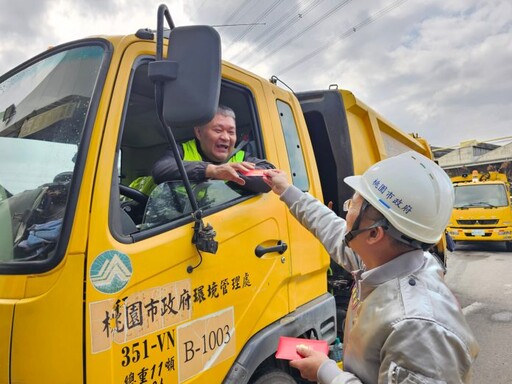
[0,5,442,383]
[447,170,512,251]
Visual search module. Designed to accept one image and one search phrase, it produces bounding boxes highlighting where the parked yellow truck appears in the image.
[447,170,512,251]
[0,5,443,383]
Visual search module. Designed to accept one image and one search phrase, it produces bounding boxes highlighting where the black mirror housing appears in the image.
[157,25,221,129]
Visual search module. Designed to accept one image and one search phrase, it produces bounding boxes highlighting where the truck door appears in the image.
[84,45,292,383]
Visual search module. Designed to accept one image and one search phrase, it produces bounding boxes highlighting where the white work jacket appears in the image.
[281,186,479,384]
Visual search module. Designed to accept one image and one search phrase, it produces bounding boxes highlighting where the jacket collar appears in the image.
[356,249,425,300]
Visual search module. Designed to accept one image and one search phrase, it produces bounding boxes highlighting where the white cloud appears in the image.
[1,0,511,147]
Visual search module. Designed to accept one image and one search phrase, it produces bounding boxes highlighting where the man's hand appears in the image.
[263,169,290,196]
[205,162,255,185]
[289,345,329,382]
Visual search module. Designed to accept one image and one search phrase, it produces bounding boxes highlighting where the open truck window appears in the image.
[114,59,268,238]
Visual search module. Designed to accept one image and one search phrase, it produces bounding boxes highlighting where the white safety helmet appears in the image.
[344,151,454,245]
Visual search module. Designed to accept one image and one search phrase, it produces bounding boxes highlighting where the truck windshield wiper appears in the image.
[456,202,496,208]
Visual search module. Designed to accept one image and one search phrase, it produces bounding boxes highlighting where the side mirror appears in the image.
[149,25,221,128]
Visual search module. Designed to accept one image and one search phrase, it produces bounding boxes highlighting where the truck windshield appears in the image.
[454,184,509,208]
[0,45,105,265]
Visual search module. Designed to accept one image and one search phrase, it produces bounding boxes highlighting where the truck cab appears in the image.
[0,12,336,383]
[447,170,512,250]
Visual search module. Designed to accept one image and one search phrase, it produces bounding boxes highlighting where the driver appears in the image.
[152,105,274,193]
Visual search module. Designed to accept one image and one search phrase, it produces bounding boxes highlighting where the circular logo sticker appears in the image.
[90,250,133,294]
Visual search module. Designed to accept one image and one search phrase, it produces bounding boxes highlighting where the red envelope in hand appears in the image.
[239,169,267,177]
[275,336,329,360]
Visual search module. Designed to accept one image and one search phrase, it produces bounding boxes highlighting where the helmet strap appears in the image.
[345,219,389,244]
[385,224,430,250]
[344,199,431,251]
[345,200,389,245]
[351,200,369,231]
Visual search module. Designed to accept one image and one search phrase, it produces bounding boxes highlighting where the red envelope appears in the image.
[239,169,267,177]
[275,336,329,360]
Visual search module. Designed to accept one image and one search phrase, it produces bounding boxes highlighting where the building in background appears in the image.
[434,140,512,180]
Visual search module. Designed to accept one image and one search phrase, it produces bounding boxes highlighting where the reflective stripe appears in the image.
[181,139,245,163]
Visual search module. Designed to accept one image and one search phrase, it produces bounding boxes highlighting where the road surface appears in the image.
[445,241,512,383]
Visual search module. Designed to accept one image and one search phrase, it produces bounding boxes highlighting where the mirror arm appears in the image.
[150,6,221,257]
[156,4,175,61]
[150,76,200,214]
[150,6,217,257]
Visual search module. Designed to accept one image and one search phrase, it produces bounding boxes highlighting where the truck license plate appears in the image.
[471,230,485,236]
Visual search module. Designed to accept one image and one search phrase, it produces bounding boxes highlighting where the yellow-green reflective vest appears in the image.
[128,175,157,196]
[128,140,244,198]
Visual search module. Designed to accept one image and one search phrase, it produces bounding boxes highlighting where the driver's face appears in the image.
[195,114,236,162]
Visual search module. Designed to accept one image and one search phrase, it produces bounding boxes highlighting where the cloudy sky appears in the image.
[1,0,511,148]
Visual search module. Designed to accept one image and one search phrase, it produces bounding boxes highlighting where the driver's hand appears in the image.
[206,162,255,185]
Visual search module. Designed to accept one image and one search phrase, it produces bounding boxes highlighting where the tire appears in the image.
[506,241,512,252]
[251,370,297,384]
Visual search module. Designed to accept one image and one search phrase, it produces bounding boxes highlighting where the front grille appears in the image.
[457,219,498,225]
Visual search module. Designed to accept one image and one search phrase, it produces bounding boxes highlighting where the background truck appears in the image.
[0,5,443,383]
[447,170,512,251]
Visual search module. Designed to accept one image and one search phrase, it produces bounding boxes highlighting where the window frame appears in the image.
[111,59,270,243]
[276,99,309,192]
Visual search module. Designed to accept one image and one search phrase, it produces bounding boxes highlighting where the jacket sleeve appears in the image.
[317,360,362,384]
[243,153,275,170]
[152,147,209,184]
[378,318,477,384]
[316,313,476,384]
[280,185,362,273]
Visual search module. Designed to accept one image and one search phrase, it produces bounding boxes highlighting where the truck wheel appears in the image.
[251,370,297,384]
[506,242,512,252]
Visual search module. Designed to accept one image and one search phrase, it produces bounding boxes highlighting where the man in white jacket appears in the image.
[264,152,479,384]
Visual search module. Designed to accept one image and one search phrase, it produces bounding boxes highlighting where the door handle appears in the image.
[255,240,288,258]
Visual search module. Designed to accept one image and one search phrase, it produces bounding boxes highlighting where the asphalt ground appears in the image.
[445,241,512,384]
